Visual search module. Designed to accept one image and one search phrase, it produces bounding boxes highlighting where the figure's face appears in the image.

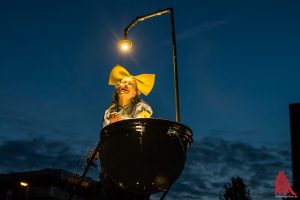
[117,77,137,98]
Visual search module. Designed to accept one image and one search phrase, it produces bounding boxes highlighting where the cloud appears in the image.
[0,97,103,178]
[159,17,232,50]
[0,137,87,175]
[0,134,292,200]
[176,18,232,41]
[158,136,292,200]
[0,103,99,147]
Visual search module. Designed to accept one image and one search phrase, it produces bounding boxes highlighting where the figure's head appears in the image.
[108,65,155,103]
[117,76,138,99]
[112,77,140,104]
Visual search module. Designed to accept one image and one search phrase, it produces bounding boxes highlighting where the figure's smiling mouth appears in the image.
[120,86,129,93]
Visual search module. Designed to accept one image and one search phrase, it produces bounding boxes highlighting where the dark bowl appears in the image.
[99,118,193,194]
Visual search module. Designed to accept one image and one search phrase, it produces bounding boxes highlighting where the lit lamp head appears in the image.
[20,181,28,187]
[118,39,132,52]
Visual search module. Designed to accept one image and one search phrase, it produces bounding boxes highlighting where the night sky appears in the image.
[1,1,299,199]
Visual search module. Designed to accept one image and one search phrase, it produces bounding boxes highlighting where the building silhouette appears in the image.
[289,103,300,196]
[0,168,99,200]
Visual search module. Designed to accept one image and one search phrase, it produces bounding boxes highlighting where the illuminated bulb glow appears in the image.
[121,44,129,50]
[20,182,28,187]
[118,39,132,51]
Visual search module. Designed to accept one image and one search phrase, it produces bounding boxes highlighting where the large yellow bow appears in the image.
[108,65,155,96]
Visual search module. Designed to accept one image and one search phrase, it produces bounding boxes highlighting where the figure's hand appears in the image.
[109,112,123,124]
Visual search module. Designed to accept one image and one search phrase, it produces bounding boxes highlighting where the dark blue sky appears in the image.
[1,1,299,199]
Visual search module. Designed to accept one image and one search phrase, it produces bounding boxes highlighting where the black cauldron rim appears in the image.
[100,118,193,145]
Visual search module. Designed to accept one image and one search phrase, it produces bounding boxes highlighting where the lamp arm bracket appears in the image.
[123,8,173,38]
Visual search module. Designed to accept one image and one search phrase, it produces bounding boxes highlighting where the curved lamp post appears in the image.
[20,181,29,200]
[118,8,180,122]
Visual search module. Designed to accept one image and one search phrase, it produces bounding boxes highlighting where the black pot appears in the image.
[99,118,193,194]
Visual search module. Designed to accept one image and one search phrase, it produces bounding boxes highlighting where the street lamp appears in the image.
[20,181,28,187]
[118,8,181,122]
[118,39,132,51]
[20,181,29,200]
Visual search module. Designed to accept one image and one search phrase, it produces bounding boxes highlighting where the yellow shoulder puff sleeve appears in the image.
[136,110,152,118]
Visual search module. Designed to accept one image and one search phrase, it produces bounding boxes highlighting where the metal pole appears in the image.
[25,186,29,200]
[122,8,181,122]
[169,8,180,122]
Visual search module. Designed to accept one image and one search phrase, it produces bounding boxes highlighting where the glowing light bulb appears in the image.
[20,182,28,187]
[118,39,132,52]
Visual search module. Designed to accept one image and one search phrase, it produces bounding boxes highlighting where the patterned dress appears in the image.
[103,100,153,127]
